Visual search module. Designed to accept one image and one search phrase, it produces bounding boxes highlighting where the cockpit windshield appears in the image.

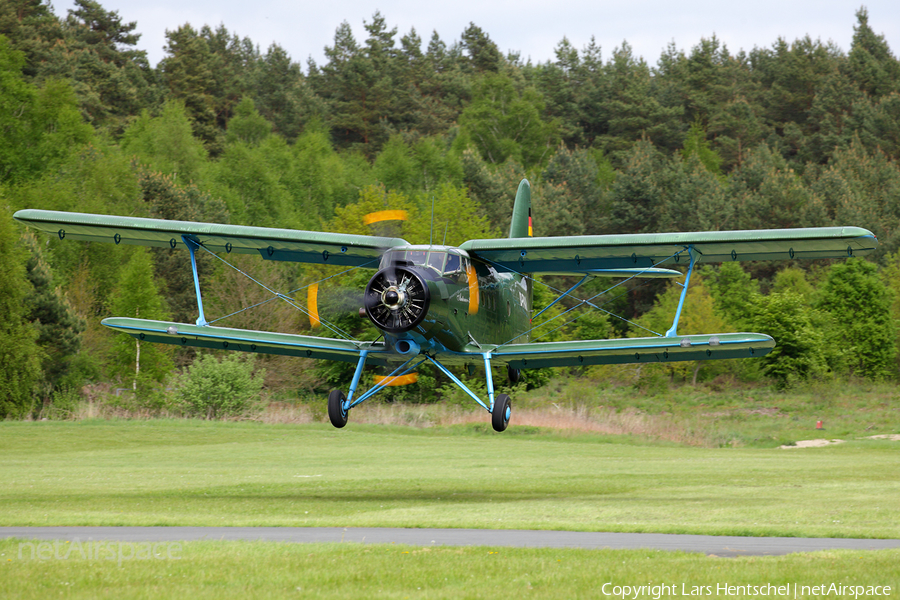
[382,248,468,277]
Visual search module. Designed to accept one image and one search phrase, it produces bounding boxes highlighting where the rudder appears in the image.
[508,179,532,239]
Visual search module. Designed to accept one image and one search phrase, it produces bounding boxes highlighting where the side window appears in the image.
[444,254,461,275]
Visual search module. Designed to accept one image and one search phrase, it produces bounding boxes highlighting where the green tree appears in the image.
[0,211,41,418]
[120,101,208,184]
[707,261,759,329]
[818,258,895,380]
[459,23,502,73]
[138,169,226,325]
[53,0,159,129]
[109,248,173,391]
[159,24,219,149]
[847,7,900,98]
[599,42,683,155]
[536,146,605,236]
[20,231,84,405]
[456,72,559,169]
[246,43,317,140]
[681,120,722,175]
[604,140,669,234]
[632,274,731,384]
[0,35,92,183]
[751,292,826,389]
[226,97,272,146]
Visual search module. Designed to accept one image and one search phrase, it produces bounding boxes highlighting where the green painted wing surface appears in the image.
[102,318,395,366]
[461,227,877,273]
[491,333,775,369]
[14,210,407,268]
[550,268,681,279]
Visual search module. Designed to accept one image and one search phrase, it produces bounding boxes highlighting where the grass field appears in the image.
[2,540,899,599]
[2,417,898,598]
[2,420,898,537]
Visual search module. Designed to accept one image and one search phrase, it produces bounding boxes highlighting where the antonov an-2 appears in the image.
[14,180,877,431]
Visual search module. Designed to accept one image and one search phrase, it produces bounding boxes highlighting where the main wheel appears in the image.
[491,393,511,432]
[507,365,521,384]
[328,389,348,428]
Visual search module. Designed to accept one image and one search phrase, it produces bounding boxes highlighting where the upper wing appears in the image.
[13,209,408,268]
[460,227,877,273]
[491,333,775,369]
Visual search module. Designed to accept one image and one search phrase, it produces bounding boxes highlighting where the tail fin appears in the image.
[508,179,532,238]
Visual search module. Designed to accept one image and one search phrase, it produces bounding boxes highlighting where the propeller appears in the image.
[307,209,432,337]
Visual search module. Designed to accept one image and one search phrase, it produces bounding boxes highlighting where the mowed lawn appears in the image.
[1,420,898,538]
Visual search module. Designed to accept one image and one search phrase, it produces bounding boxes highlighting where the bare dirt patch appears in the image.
[780,439,845,449]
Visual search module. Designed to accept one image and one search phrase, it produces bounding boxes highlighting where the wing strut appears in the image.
[665,247,695,338]
[182,235,208,326]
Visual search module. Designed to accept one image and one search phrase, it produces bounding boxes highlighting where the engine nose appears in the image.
[364,266,431,333]
[382,288,403,309]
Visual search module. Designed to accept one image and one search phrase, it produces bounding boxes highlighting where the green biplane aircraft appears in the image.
[14,180,877,431]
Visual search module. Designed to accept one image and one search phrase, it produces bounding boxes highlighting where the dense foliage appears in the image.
[2,2,900,416]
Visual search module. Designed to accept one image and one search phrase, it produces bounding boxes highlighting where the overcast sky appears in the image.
[51,0,899,69]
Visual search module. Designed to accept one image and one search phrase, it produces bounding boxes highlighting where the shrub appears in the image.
[176,354,265,419]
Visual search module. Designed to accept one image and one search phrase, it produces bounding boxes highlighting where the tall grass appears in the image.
[30,375,900,449]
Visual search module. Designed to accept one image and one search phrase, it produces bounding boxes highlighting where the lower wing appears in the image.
[491,333,774,369]
[102,318,394,366]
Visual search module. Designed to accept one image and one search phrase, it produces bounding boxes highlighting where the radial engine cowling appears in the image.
[364,265,431,334]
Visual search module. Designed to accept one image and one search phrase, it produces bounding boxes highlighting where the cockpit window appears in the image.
[405,250,427,265]
[444,254,461,274]
[428,252,445,271]
[381,248,469,277]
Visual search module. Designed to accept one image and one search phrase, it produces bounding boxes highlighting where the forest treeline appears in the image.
[2,0,900,418]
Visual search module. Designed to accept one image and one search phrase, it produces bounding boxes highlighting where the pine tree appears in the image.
[21,231,84,403]
[848,7,900,98]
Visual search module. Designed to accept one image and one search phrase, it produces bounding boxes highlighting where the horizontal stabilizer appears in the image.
[492,333,775,369]
[101,318,394,365]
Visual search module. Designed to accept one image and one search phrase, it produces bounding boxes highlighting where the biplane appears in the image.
[14,180,877,431]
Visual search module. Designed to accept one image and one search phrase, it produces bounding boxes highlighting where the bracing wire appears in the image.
[485,248,690,349]
[197,243,379,343]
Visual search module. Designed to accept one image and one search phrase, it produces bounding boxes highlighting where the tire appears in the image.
[491,393,511,432]
[507,365,521,384]
[328,389,348,428]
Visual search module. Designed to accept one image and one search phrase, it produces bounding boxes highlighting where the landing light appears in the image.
[680,338,692,348]
[709,336,720,346]
[166,326,178,335]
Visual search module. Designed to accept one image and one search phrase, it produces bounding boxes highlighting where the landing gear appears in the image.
[507,365,521,383]
[328,389,348,428]
[491,393,511,432]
